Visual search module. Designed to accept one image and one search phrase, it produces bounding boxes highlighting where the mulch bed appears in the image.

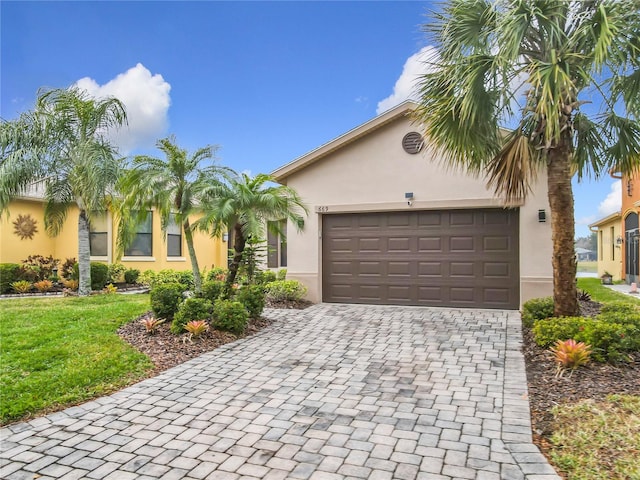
[523,299,640,456]
[117,299,310,374]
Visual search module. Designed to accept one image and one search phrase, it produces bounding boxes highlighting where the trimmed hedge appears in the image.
[150,282,184,320]
[171,297,213,334]
[0,263,21,294]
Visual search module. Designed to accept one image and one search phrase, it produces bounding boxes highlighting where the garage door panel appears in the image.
[484,236,510,251]
[450,211,475,226]
[483,262,511,277]
[450,236,474,252]
[323,209,519,308]
[418,237,442,251]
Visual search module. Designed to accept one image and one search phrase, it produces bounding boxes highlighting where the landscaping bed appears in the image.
[117,299,311,374]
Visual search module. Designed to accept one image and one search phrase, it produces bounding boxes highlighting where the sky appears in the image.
[1,0,619,239]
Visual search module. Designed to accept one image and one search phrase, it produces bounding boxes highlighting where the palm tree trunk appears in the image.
[78,209,92,296]
[225,223,246,294]
[183,219,202,293]
[547,140,579,317]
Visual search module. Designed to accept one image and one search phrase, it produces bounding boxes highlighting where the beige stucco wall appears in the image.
[1,200,227,273]
[280,115,553,307]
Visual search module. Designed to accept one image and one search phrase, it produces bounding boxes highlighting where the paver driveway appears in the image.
[1,304,559,480]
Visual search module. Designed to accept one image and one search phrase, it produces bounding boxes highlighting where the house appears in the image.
[575,247,596,262]
[0,186,228,274]
[589,171,640,283]
[270,101,553,309]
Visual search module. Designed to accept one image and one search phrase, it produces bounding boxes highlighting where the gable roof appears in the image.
[589,211,621,229]
[271,100,418,182]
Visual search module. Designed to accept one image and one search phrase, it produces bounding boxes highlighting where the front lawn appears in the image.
[578,277,640,304]
[0,294,153,425]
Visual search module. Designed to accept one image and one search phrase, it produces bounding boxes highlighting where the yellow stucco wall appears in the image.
[1,199,228,273]
[0,199,55,263]
[594,216,623,281]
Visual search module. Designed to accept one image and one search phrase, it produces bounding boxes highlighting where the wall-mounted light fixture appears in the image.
[223,232,229,242]
[616,235,624,245]
[405,192,414,206]
[538,209,546,223]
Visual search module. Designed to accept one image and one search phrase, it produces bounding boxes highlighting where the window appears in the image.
[89,213,108,257]
[167,214,182,257]
[267,220,287,268]
[125,211,152,257]
[599,230,603,261]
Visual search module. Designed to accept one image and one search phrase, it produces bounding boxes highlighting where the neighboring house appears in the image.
[590,171,640,283]
[1,190,228,273]
[271,101,553,309]
[575,247,596,262]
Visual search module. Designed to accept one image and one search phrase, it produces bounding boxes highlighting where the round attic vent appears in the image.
[402,132,424,154]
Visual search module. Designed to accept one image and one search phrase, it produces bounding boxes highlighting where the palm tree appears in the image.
[414,0,640,316]
[117,136,232,293]
[0,88,127,296]
[197,173,307,293]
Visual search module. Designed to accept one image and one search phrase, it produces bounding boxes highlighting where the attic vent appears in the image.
[402,132,424,154]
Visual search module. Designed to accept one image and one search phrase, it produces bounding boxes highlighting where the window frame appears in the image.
[124,210,153,258]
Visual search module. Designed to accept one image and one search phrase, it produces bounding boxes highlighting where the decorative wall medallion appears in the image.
[13,214,38,240]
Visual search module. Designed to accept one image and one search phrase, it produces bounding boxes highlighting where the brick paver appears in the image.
[0,304,559,479]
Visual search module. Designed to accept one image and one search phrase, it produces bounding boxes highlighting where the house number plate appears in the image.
[315,206,329,213]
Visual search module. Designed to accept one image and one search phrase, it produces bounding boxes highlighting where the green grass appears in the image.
[0,294,153,425]
[577,261,597,273]
[577,277,640,304]
[550,395,640,480]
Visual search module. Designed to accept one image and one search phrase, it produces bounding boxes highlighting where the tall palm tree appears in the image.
[0,88,127,296]
[117,136,232,293]
[197,173,307,292]
[414,0,640,316]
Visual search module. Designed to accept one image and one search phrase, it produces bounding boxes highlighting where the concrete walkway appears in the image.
[0,304,559,480]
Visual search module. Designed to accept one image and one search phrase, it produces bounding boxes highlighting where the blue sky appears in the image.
[1,0,615,238]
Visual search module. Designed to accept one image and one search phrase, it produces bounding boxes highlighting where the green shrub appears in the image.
[212,299,249,334]
[124,268,140,284]
[265,280,307,302]
[139,270,156,287]
[147,269,194,289]
[532,316,591,348]
[200,280,225,302]
[150,282,184,319]
[522,297,554,327]
[534,315,640,363]
[236,284,266,318]
[171,297,213,334]
[255,270,277,285]
[0,263,21,294]
[597,302,640,325]
[206,267,227,282]
[579,321,638,363]
[107,263,126,283]
[277,268,287,281]
[89,262,109,290]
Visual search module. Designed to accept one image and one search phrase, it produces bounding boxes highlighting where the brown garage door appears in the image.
[322,209,519,309]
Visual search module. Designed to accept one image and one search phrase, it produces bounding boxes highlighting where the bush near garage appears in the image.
[236,284,266,319]
[265,279,307,302]
[212,299,249,334]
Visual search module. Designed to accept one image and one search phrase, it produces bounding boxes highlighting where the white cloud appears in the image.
[74,63,171,154]
[376,46,438,115]
[598,180,622,217]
